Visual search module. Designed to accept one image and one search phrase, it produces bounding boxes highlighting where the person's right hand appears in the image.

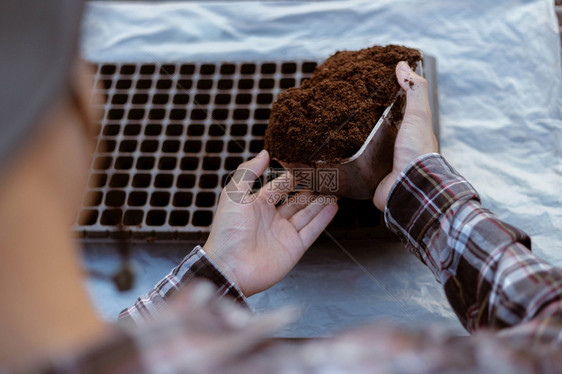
[373,61,439,211]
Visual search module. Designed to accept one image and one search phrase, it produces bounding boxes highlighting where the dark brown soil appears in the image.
[264,45,421,164]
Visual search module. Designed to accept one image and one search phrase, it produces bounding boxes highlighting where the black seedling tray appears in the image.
[76,58,439,241]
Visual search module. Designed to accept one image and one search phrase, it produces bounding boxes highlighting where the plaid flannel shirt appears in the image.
[386,153,562,343]
[11,153,562,373]
[118,246,249,325]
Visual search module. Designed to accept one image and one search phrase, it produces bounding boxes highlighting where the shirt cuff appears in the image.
[384,153,480,255]
[184,245,250,308]
[118,245,250,325]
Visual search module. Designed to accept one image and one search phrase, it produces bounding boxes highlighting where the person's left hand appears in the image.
[203,150,339,297]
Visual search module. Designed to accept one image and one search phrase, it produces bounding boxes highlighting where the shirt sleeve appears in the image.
[385,153,562,340]
[118,245,249,325]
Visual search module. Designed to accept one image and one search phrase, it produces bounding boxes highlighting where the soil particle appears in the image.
[265,44,421,164]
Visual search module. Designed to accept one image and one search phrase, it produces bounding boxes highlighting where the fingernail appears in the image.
[256,149,267,158]
[398,61,411,72]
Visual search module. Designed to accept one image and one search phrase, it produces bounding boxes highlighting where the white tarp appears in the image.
[82,0,562,337]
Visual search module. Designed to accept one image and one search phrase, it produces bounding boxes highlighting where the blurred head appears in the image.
[0,1,96,221]
[0,3,111,362]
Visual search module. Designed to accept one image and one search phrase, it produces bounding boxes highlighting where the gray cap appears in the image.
[0,0,84,175]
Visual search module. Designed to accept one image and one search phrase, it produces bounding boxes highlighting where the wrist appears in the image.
[384,154,479,244]
[192,245,251,307]
[374,153,441,212]
[201,243,242,292]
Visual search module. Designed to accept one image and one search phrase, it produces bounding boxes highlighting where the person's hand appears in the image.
[373,61,439,211]
[203,150,339,296]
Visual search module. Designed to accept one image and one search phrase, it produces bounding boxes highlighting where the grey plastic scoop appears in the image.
[279,60,425,200]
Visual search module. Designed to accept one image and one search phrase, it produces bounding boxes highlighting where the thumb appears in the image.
[373,172,397,211]
[396,61,432,129]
